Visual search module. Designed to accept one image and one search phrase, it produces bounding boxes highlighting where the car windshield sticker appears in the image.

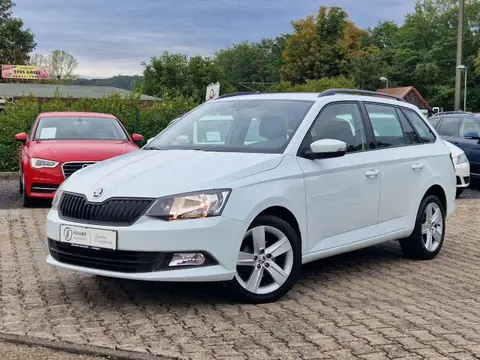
[40,127,57,139]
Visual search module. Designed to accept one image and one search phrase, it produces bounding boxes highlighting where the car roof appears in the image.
[430,112,480,119]
[38,111,116,119]
[213,92,419,110]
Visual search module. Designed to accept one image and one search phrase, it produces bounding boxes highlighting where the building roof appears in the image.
[0,83,156,101]
[377,86,432,111]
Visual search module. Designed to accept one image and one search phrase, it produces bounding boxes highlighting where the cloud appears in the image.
[13,0,415,78]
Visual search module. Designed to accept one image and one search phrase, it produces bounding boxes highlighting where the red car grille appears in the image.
[62,162,96,179]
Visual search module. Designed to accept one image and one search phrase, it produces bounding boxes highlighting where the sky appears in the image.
[13,0,416,79]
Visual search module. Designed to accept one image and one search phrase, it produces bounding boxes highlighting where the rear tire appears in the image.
[228,215,301,304]
[456,188,464,198]
[400,195,445,260]
[19,175,23,195]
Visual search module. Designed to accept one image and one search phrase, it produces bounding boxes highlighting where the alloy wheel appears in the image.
[422,202,443,252]
[235,225,294,295]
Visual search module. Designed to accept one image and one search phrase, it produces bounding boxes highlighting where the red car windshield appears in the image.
[34,116,128,141]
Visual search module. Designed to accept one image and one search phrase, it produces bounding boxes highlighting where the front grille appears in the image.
[48,239,161,273]
[62,162,96,179]
[31,183,59,193]
[59,192,154,226]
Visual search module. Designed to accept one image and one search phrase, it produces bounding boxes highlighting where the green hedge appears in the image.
[0,92,199,172]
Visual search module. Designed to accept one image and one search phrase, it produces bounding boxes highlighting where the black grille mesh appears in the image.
[59,193,153,225]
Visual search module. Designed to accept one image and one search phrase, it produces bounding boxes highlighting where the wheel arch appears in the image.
[253,206,302,250]
[423,184,447,213]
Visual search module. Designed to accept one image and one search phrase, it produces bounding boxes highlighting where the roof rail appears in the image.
[318,89,407,103]
[216,91,260,99]
[433,111,474,116]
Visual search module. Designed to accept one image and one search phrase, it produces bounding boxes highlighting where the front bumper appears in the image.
[26,167,64,199]
[455,161,470,188]
[45,210,248,282]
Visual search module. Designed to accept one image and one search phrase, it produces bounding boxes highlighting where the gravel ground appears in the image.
[1,178,479,210]
[0,341,107,360]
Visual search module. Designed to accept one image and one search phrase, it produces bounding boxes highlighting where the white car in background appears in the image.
[46,90,456,303]
[443,140,470,198]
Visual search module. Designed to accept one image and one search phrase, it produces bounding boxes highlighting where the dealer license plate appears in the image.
[60,224,117,250]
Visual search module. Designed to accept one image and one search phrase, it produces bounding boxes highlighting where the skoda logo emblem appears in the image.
[63,227,72,242]
[93,188,104,198]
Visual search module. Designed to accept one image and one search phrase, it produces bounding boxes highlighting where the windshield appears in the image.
[34,116,129,141]
[145,99,314,153]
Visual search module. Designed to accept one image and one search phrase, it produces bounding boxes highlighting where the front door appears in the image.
[457,117,480,176]
[297,101,381,253]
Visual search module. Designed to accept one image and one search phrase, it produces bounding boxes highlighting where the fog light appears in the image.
[169,253,206,267]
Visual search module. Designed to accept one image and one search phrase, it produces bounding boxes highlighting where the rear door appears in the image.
[363,102,432,235]
[456,117,480,176]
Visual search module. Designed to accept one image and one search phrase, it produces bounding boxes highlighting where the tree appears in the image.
[142,51,223,102]
[346,45,384,90]
[213,37,286,92]
[387,0,480,110]
[271,76,356,92]
[280,6,366,83]
[0,0,36,65]
[30,50,79,81]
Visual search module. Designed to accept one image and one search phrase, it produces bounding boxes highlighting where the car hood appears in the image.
[443,140,464,157]
[29,140,138,161]
[62,150,285,201]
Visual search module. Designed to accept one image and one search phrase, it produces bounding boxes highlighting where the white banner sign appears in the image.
[205,82,220,101]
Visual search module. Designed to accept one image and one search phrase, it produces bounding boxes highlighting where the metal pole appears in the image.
[464,68,467,111]
[386,79,389,91]
[454,0,465,111]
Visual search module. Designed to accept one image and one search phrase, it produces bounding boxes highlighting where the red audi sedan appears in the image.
[14,112,143,206]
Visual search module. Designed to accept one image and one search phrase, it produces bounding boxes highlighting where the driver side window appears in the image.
[308,102,368,153]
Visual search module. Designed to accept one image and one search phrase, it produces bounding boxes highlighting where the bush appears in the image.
[270,76,357,92]
[0,91,199,172]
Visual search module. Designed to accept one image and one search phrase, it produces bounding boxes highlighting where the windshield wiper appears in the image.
[143,146,162,150]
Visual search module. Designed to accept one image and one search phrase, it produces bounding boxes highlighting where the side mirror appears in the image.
[14,132,27,142]
[464,131,480,140]
[175,135,190,144]
[304,139,347,159]
[131,133,144,142]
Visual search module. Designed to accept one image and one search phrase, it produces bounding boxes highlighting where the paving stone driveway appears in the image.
[1,200,480,360]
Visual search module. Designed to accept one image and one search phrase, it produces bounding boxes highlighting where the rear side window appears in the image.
[459,118,480,137]
[436,117,461,137]
[396,109,421,145]
[365,103,407,148]
[402,109,436,143]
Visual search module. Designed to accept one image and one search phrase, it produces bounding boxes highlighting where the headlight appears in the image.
[146,189,231,221]
[51,187,63,210]
[30,158,59,169]
[456,153,469,164]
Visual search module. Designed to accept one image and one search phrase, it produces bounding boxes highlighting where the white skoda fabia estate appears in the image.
[46,90,456,303]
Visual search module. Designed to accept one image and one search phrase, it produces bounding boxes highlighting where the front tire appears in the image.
[228,215,301,304]
[456,188,464,198]
[400,195,445,260]
[19,174,23,195]
[22,174,33,208]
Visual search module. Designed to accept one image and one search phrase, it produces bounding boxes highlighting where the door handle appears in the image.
[412,163,424,171]
[365,169,380,178]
